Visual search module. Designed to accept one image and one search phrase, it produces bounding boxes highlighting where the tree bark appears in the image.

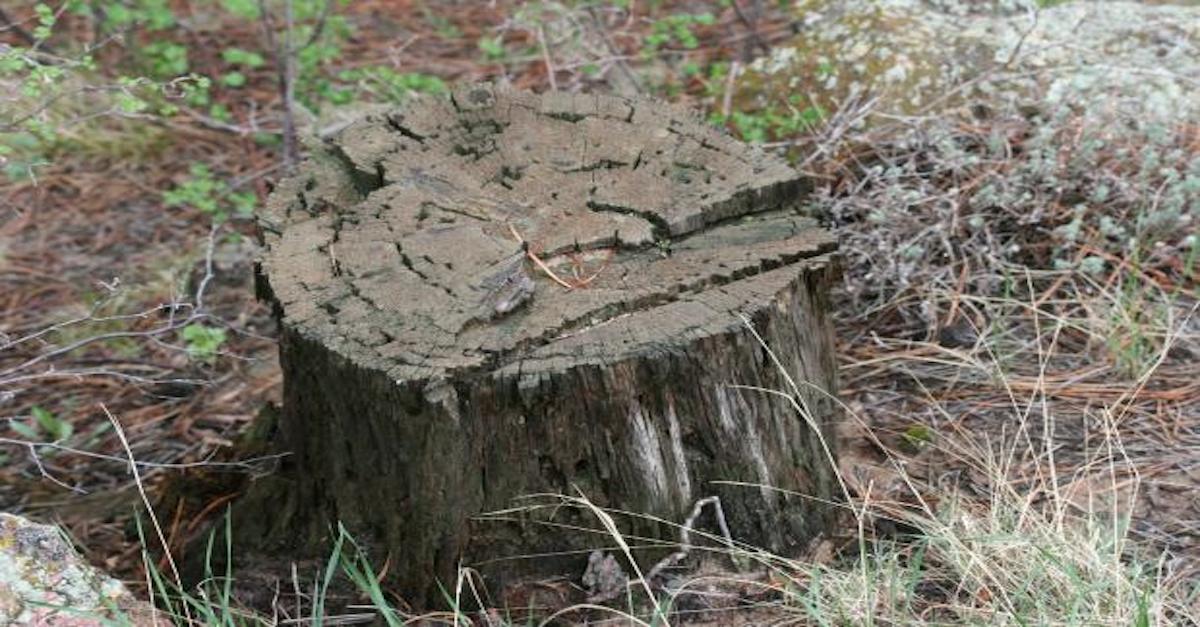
[236,83,841,607]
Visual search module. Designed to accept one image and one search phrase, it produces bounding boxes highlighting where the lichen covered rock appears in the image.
[731,0,980,136]
[0,513,154,626]
[733,0,1200,138]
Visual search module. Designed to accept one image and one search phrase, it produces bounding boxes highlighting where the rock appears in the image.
[733,0,1200,137]
[582,550,629,601]
[732,0,983,132]
[0,513,156,626]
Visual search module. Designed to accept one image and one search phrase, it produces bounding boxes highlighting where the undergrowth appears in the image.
[120,308,1194,624]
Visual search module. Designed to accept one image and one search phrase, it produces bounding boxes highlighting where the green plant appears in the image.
[478,34,508,62]
[9,406,73,442]
[333,524,403,626]
[220,48,266,69]
[0,4,204,178]
[643,12,715,55]
[336,67,447,103]
[719,98,826,143]
[127,514,418,626]
[218,47,265,90]
[30,3,56,40]
[181,323,228,363]
[420,5,462,40]
[67,0,177,31]
[899,423,935,452]
[163,164,256,221]
[1100,264,1172,378]
[232,0,357,109]
[79,0,355,110]
[141,41,189,78]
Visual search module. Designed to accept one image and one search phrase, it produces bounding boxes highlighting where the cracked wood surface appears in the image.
[244,83,841,607]
[259,83,833,382]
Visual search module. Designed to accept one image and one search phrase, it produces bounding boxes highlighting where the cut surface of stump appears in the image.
[240,84,841,606]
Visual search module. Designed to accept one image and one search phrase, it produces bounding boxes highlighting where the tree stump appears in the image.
[240,84,841,606]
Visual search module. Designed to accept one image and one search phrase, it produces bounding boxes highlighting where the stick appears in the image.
[587,496,736,604]
[644,496,734,582]
[537,25,557,91]
[722,60,740,120]
[257,0,298,171]
[507,223,575,289]
[730,0,769,58]
[104,403,190,624]
[282,0,297,170]
[586,6,643,94]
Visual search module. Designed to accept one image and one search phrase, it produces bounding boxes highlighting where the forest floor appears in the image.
[1,0,1198,624]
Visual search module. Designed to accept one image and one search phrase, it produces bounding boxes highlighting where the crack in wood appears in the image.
[260,83,829,384]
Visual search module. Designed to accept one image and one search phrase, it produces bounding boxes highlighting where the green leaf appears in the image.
[33,3,55,40]
[32,406,71,441]
[253,132,281,147]
[230,191,257,217]
[164,163,231,217]
[221,48,265,68]
[339,67,447,103]
[106,4,132,25]
[478,36,506,61]
[220,71,246,88]
[35,3,55,25]
[9,420,40,440]
[182,75,212,107]
[220,0,261,20]
[116,92,148,114]
[209,103,231,122]
[902,423,934,446]
[143,41,189,77]
[182,324,228,362]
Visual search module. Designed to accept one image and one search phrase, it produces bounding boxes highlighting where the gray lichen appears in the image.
[0,513,149,625]
[734,1,1199,139]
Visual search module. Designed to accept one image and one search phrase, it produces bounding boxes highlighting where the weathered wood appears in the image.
[238,83,841,606]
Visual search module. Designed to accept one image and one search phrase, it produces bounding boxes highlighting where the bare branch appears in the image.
[257,0,297,170]
[281,0,298,170]
[297,0,331,51]
[537,25,557,91]
[729,0,769,59]
[585,6,642,95]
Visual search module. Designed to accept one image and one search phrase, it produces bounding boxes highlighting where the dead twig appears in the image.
[537,25,557,91]
[644,496,735,582]
[585,496,736,604]
[585,6,642,95]
[257,0,301,171]
[507,224,614,289]
[104,403,191,624]
[506,224,573,289]
[729,0,770,59]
